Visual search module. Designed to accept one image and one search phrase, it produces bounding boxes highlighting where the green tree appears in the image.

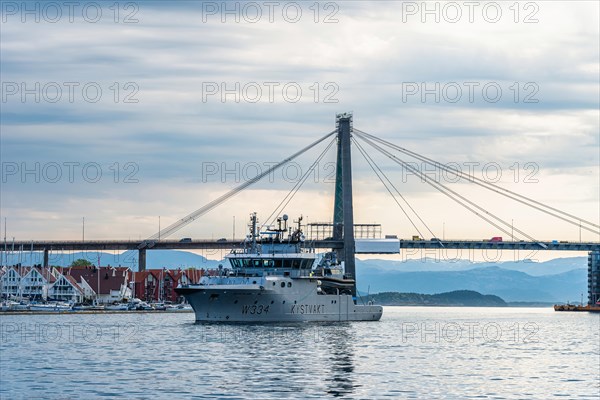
[70,258,92,267]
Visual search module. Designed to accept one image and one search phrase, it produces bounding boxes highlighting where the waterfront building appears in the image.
[0,266,55,300]
[48,274,84,303]
[67,266,132,304]
[20,266,55,300]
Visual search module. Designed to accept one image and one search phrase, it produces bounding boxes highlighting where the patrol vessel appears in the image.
[176,213,383,322]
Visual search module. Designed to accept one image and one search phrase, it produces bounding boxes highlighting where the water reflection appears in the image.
[186,322,359,397]
[320,324,358,397]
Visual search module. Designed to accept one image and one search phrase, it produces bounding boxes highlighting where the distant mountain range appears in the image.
[3,250,221,270]
[3,250,589,303]
[356,264,586,303]
[356,257,587,276]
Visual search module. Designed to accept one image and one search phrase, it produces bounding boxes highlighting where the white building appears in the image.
[1,265,132,304]
[20,267,54,300]
[48,274,84,303]
[1,267,21,298]
[0,266,54,300]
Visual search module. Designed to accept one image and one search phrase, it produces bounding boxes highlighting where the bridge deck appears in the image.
[5,239,600,252]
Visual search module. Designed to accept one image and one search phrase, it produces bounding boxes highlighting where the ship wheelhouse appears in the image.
[221,213,318,278]
[228,256,315,272]
[226,239,317,277]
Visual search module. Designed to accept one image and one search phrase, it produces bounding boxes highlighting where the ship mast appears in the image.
[249,212,258,253]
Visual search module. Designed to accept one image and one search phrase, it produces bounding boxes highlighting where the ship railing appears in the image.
[229,268,314,276]
[197,268,317,280]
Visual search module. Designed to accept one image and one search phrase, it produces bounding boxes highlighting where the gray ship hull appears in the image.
[176,281,382,322]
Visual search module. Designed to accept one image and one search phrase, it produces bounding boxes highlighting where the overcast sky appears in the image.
[1,1,598,262]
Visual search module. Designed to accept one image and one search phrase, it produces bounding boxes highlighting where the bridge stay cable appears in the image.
[355,133,536,241]
[351,137,434,240]
[355,129,599,233]
[146,130,337,243]
[355,133,534,240]
[261,136,337,231]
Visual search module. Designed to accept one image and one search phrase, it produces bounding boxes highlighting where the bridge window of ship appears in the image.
[287,282,292,287]
[281,282,285,288]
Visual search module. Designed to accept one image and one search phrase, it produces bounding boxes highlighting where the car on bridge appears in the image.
[179,238,192,243]
[489,237,503,242]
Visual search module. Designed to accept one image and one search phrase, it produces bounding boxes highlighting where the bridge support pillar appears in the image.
[43,249,49,268]
[336,113,356,297]
[138,249,146,272]
[588,251,600,305]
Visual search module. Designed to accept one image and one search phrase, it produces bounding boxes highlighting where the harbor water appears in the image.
[1,307,598,399]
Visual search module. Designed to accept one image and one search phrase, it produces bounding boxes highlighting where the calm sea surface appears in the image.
[1,307,598,399]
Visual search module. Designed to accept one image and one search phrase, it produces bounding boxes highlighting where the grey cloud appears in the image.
[1,1,597,240]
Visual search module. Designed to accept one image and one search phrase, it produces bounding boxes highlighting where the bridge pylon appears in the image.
[333,113,356,296]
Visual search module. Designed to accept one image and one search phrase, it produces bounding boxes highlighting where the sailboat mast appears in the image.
[2,218,6,267]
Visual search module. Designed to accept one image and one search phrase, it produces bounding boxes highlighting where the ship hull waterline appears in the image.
[176,286,383,322]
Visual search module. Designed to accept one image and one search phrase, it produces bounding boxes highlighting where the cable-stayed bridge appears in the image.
[3,113,600,303]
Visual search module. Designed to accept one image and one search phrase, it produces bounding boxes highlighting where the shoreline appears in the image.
[0,309,193,316]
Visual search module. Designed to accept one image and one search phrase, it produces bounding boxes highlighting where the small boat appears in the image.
[29,302,71,312]
[105,303,129,311]
[72,304,106,311]
[151,303,168,311]
[166,303,193,312]
[71,304,85,311]
[1,300,29,311]
[135,302,155,311]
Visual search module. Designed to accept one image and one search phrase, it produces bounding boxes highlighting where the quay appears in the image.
[0,309,192,316]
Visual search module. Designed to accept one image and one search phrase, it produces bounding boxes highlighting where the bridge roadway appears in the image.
[6,239,600,251]
[5,239,600,270]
